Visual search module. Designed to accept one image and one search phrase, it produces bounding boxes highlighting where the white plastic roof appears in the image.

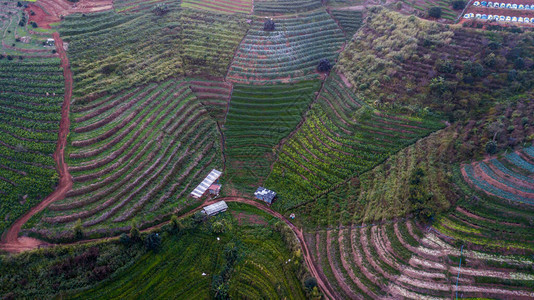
[190,169,222,198]
[202,201,228,216]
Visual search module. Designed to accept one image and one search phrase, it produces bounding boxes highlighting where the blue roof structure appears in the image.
[254,187,277,204]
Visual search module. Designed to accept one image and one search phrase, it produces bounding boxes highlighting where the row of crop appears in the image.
[181,0,252,14]
[506,151,534,173]
[187,78,232,123]
[42,122,218,231]
[479,161,534,193]
[463,164,534,205]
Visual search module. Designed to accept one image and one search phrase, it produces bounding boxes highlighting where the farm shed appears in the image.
[190,169,222,198]
[254,187,277,204]
[202,201,228,216]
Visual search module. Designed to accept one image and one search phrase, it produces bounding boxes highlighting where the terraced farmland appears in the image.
[266,73,444,210]
[224,81,320,192]
[226,11,345,84]
[60,9,248,98]
[462,147,534,205]
[306,220,534,299]
[28,78,222,240]
[181,0,253,14]
[329,9,364,39]
[1,4,57,57]
[253,0,324,14]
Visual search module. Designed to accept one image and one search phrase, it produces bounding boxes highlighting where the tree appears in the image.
[119,233,131,245]
[193,211,205,224]
[452,0,465,10]
[317,59,332,73]
[428,7,442,18]
[145,233,162,251]
[264,19,275,31]
[73,219,83,240]
[169,215,184,233]
[485,140,497,154]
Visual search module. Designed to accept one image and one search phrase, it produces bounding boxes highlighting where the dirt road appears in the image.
[0,33,73,253]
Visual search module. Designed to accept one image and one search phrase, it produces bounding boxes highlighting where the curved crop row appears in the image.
[227,11,345,84]
[181,0,253,14]
[462,147,534,205]
[29,78,222,239]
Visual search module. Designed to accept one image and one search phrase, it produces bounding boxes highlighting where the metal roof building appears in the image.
[254,187,277,204]
[191,169,222,198]
[202,201,228,216]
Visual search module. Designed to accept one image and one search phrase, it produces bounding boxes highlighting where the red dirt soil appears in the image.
[0,33,73,253]
[26,0,112,29]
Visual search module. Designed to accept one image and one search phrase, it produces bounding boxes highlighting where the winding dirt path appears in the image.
[0,32,73,253]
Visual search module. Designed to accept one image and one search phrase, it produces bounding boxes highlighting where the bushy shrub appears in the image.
[119,233,131,245]
[304,277,317,290]
[452,0,465,10]
[317,59,332,72]
[264,19,275,31]
[428,7,442,18]
[145,233,162,251]
[153,3,169,16]
[485,140,497,154]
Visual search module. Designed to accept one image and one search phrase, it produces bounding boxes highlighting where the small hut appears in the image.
[208,184,221,196]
